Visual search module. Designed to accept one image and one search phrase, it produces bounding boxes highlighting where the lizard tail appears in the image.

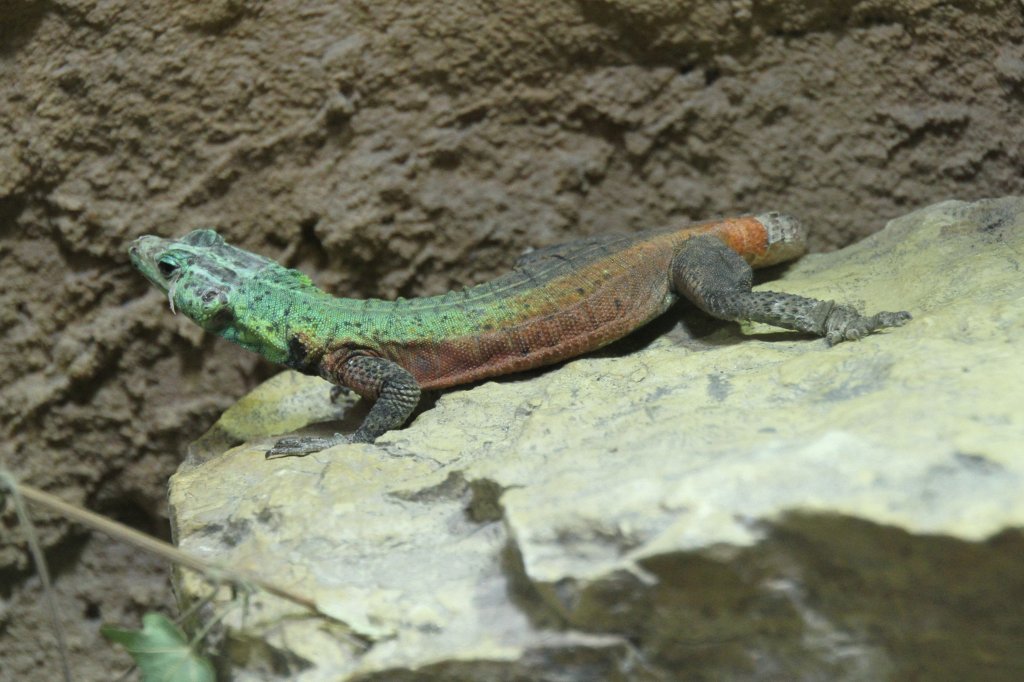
[752,212,808,267]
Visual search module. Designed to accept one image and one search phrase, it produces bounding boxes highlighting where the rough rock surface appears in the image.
[170,197,1024,681]
[3,1,1023,678]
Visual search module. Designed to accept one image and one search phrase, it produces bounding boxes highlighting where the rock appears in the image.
[169,197,1024,681]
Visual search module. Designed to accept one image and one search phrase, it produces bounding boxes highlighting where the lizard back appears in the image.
[367,214,804,389]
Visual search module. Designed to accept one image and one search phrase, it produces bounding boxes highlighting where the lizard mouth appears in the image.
[130,235,187,313]
[129,236,171,293]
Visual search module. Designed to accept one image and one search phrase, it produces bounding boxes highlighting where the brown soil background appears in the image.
[1,1,1021,679]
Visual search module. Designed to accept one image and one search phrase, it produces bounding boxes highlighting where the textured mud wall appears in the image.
[0,1,1021,679]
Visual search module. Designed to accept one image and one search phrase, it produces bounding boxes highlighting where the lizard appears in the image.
[129,213,910,458]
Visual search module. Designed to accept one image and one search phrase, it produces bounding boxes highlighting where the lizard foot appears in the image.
[266,433,351,459]
[823,305,912,346]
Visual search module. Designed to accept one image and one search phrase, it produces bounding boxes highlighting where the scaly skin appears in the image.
[129,213,910,457]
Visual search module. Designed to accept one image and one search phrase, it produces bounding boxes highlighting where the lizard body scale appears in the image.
[130,213,910,457]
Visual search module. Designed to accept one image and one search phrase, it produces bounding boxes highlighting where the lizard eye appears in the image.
[157,256,180,279]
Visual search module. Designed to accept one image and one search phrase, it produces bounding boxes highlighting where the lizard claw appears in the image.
[265,433,351,459]
[824,306,912,346]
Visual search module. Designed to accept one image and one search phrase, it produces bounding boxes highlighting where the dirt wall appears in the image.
[1,1,1022,678]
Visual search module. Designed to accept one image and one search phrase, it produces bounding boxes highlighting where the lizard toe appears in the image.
[878,310,913,328]
[266,433,350,459]
[329,385,352,403]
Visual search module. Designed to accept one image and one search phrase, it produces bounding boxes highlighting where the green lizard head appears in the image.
[130,229,322,363]
[129,228,261,331]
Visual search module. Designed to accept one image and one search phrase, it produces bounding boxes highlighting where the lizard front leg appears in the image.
[266,354,421,459]
[671,234,911,344]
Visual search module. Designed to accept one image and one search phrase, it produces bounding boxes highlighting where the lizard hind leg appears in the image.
[670,234,910,344]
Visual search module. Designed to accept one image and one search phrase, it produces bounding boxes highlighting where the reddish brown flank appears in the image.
[391,216,777,389]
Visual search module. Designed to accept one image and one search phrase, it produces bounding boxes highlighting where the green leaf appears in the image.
[102,612,215,682]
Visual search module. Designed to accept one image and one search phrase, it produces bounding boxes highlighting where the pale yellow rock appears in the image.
[170,198,1024,681]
